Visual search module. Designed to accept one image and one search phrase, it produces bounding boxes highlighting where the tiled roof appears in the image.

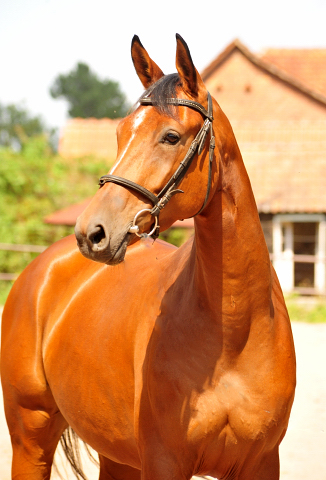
[44,199,194,228]
[59,118,119,159]
[202,39,326,107]
[44,199,92,225]
[234,121,326,213]
[261,49,326,98]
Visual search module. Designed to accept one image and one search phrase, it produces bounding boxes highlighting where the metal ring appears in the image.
[128,208,159,238]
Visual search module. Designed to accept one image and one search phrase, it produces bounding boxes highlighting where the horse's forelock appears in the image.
[137,73,181,118]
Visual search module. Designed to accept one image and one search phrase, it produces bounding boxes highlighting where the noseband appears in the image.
[98,92,215,239]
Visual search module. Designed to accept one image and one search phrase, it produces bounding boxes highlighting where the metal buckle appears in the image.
[129,209,159,238]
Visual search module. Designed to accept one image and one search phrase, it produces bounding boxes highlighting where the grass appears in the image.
[285,295,326,323]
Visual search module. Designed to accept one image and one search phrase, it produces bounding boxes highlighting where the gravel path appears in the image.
[1,321,325,479]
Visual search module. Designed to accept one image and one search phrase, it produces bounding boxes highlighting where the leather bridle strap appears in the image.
[140,97,213,122]
[98,92,215,239]
[98,174,159,206]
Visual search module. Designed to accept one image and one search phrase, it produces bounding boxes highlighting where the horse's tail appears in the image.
[56,426,99,480]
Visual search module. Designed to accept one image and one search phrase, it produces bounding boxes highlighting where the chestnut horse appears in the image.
[1,35,296,480]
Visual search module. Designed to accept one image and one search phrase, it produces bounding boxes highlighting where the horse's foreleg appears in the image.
[140,444,192,480]
[98,456,141,480]
[247,446,280,480]
[9,405,66,479]
[2,384,67,480]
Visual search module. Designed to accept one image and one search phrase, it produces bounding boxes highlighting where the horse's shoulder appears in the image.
[5,235,85,311]
[21,234,87,281]
[4,235,188,328]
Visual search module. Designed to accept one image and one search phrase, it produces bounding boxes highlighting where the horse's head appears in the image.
[75,34,219,265]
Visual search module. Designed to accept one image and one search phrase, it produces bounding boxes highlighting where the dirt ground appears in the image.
[1,320,325,479]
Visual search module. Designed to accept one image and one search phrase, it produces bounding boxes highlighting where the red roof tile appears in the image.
[44,199,91,225]
[261,49,326,98]
[59,118,120,159]
[45,199,194,229]
[202,40,326,108]
[234,121,326,213]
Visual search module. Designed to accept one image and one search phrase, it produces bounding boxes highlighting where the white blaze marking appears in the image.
[110,109,147,174]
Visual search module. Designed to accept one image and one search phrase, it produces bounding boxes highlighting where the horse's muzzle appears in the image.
[75,219,131,265]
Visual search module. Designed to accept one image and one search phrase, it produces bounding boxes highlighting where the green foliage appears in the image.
[50,62,130,119]
[0,102,47,149]
[0,282,13,306]
[159,227,189,247]
[0,135,113,304]
[285,295,326,323]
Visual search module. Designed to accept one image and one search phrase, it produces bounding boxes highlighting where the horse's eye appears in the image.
[164,132,180,145]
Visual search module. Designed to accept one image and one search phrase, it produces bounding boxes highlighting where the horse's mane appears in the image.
[137,73,180,118]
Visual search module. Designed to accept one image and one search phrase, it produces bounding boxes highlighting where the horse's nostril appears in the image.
[88,225,107,250]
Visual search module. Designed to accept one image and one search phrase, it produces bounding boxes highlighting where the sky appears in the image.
[1,0,326,131]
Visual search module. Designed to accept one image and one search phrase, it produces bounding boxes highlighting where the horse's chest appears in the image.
[187,380,278,441]
[145,350,284,460]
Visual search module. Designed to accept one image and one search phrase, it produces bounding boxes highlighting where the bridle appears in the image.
[98,92,215,239]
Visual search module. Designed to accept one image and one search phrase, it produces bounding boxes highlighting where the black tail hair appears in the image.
[56,426,99,480]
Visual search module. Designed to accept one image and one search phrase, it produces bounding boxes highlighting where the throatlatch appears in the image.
[98,92,215,239]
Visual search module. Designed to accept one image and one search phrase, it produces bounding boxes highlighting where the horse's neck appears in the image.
[191,146,271,321]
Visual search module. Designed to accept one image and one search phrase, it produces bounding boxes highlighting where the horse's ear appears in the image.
[131,35,164,89]
[175,33,206,99]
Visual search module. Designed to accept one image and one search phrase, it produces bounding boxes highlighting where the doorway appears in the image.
[272,214,326,295]
[293,222,317,289]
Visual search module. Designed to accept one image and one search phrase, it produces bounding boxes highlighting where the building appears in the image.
[201,40,326,295]
[55,40,326,295]
[58,117,119,160]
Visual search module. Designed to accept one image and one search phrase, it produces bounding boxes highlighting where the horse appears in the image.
[1,34,296,480]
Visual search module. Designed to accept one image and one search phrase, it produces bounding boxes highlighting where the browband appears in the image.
[139,97,213,122]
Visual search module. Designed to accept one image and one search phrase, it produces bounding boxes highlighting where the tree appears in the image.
[0,102,46,149]
[0,134,111,304]
[50,62,129,119]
